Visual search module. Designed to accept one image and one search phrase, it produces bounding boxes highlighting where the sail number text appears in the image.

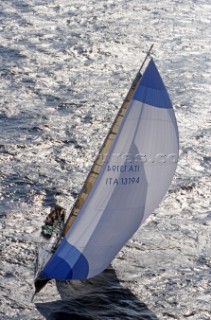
[105,176,140,186]
[105,164,140,186]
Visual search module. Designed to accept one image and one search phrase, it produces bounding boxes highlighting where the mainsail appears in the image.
[34,56,179,286]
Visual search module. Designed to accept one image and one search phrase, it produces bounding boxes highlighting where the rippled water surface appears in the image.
[0,0,210,319]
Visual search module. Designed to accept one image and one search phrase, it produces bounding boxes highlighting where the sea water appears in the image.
[0,0,210,319]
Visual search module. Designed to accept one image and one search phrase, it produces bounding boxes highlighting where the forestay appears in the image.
[38,59,179,281]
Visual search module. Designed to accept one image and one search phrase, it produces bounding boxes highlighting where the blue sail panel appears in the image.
[41,239,89,280]
[133,59,172,109]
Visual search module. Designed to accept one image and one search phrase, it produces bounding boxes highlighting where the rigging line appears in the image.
[138,44,154,74]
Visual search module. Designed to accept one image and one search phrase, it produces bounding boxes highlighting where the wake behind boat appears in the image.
[33,46,179,299]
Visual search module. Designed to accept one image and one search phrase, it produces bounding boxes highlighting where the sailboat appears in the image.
[33,46,179,298]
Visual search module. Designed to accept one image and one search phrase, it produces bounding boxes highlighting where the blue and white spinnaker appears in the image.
[35,58,179,287]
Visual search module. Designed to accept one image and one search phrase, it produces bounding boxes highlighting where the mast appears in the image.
[63,45,154,236]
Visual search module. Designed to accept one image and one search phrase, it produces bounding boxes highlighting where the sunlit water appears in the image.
[0,1,210,319]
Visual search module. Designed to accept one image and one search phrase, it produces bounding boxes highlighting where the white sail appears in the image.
[63,69,141,236]
[36,59,179,281]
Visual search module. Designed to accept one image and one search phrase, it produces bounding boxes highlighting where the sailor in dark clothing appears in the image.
[44,205,65,226]
[42,205,65,238]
